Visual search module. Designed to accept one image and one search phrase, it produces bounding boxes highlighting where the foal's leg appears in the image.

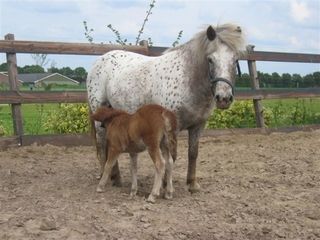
[95,123,107,179]
[147,147,165,203]
[161,145,174,200]
[96,149,120,193]
[187,123,204,193]
[95,124,121,186]
[129,153,138,198]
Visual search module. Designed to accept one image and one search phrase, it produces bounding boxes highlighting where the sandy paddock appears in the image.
[0,130,319,240]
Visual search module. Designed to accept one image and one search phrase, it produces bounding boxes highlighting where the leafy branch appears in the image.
[107,24,128,45]
[172,30,183,47]
[82,0,183,47]
[135,0,156,45]
[83,21,94,43]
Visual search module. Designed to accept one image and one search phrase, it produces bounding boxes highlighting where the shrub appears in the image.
[206,100,272,129]
[44,103,89,133]
[0,121,7,136]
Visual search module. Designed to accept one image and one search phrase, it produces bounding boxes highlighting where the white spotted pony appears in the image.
[87,23,245,193]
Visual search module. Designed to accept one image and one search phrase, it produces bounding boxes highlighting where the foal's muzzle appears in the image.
[210,77,234,109]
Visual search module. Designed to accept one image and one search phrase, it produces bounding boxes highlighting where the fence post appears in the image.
[247,45,265,128]
[5,33,24,144]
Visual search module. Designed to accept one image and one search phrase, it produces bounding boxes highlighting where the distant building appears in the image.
[0,72,79,89]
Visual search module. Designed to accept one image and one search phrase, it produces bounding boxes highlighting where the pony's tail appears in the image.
[89,107,98,147]
[162,110,178,162]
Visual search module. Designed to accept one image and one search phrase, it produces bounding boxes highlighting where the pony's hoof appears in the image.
[146,194,156,203]
[188,182,201,193]
[164,191,173,200]
[96,186,105,193]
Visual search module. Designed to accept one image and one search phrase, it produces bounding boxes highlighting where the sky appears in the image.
[0,0,319,75]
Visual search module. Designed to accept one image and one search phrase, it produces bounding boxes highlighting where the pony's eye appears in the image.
[208,58,213,64]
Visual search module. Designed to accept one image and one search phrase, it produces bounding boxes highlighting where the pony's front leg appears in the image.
[96,149,120,193]
[187,123,204,193]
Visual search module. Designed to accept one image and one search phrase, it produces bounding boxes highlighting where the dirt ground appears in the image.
[0,130,319,240]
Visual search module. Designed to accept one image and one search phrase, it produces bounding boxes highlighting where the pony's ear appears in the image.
[206,26,216,41]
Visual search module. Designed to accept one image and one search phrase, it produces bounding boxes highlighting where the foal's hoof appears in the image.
[188,182,201,193]
[96,186,105,193]
[96,174,102,180]
[129,190,137,199]
[146,194,156,204]
[164,191,173,200]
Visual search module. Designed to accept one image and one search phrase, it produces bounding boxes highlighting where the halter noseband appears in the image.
[208,60,241,96]
[208,71,235,96]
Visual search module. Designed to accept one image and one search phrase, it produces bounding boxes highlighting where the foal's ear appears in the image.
[206,26,216,41]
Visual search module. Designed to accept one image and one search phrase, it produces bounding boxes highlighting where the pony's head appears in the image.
[203,24,245,109]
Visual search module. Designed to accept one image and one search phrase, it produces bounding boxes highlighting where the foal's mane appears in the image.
[165,23,245,57]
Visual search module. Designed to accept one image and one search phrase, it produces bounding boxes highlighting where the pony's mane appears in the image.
[165,23,245,56]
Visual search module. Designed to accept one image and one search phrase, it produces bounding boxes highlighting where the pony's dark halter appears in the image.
[208,60,241,96]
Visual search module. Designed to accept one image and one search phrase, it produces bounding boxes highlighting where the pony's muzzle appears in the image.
[211,78,234,109]
[215,94,233,109]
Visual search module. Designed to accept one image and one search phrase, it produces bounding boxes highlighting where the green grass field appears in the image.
[1,98,320,136]
[0,104,60,136]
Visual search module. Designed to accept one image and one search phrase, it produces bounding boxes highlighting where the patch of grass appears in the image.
[0,104,60,136]
[262,98,320,127]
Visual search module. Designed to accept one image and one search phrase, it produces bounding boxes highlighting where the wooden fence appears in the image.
[1,34,320,148]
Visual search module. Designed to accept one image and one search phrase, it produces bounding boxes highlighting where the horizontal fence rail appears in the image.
[1,88,320,104]
[1,39,320,62]
[0,35,320,148]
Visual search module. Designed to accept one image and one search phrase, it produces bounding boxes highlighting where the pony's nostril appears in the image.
[215,95,220,102]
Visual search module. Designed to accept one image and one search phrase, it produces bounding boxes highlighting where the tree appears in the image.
[292,74,303,88]
[260,72,272,88]
[19,65,45,73]
[74,67,87,83]
[303,74,314,87]
[0,62,8,72]
[59,67,73,78]
[312,71,320,87]
[281,73,292,88]
[271,72,281,87]
[236,73,251,88]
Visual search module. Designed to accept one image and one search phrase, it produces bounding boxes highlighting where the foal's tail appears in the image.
[162,110,178,162]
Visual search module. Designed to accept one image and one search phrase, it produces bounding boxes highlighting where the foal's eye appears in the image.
[208,58,213,64]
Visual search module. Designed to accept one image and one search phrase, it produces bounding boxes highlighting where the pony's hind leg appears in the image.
[129,153,138,198]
